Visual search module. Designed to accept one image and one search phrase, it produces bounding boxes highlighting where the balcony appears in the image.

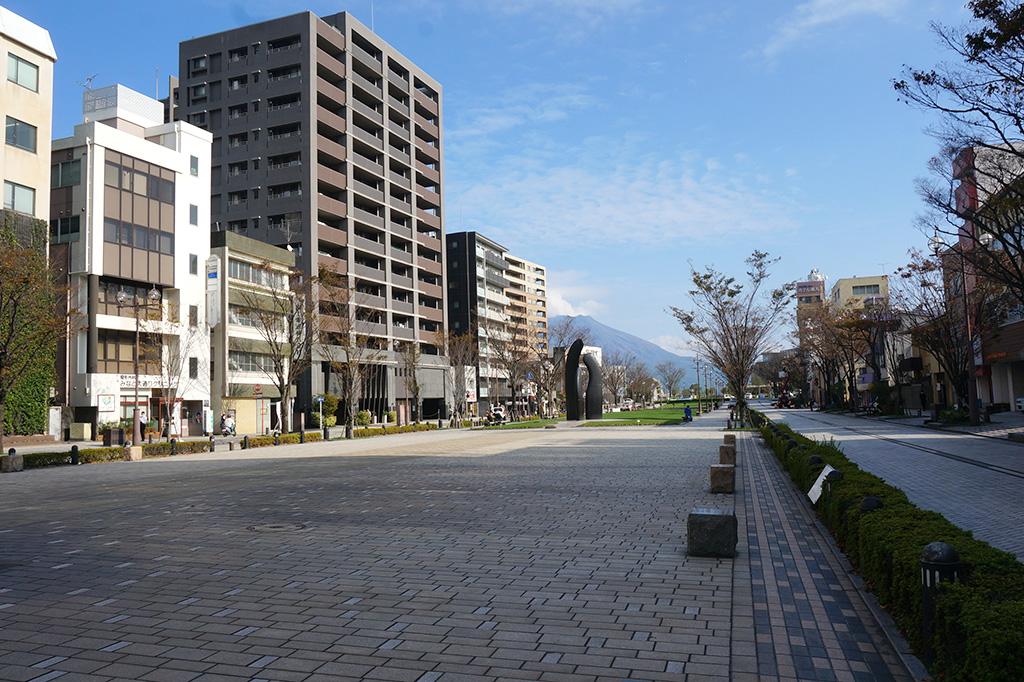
[351,99,383,125]
[353,234,386,256]
[417,256,443,276]
[317,193,347,219]
[352,125,384,151]
[354,320,387,336]
[390,246,413,264]
[484,251,509,270]
[417,209,441,229]
[350,43,382,73]
[392,272,413,289]
[317,222,348,247]
[318,252,348,275]
[414,88,439,115]
[354,263,386,281]
[317,76,346,108]
[391,298,414,314]
[318,134,347,163]
[416,160,440,184]
[415,113,440,139]
[417,185,441,206]
[317,104,347,135]
[484,269,510,288]
[419,280,443,299]
[388,95,410,116]
[354,291,387,309]
[267,130,303,152]
[417,231,442,252]
[390,147,411,165]
[389,170,411,189]
[417,143,439,164]
[419,306,444,323]
[391,325,415,340]
[352,178,384,202]
[352,206,385,229]
[316,46,346,77]
[351,71,383,100]
[388,119,410,140]
[388,70,409,90]
[391,197,413,216]
[352,152,384,178]
[317,22,346,53]
[389,222,413,239]
[318,163,347,192]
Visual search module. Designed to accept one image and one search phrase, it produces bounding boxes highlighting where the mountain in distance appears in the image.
[551,314,697,383]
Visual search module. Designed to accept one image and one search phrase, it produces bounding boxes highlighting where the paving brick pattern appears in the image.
[0,419,907,681]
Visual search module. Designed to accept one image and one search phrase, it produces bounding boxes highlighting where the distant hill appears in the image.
[551,314,696,382]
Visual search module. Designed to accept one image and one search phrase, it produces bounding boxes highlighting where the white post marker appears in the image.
[807,464,835,504]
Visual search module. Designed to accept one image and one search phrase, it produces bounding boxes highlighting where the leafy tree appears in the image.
[670,251,792,424]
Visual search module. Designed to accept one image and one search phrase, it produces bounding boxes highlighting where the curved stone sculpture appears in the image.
[564,338,603,421]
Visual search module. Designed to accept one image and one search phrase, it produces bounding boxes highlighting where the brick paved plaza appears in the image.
[0,416,908,681]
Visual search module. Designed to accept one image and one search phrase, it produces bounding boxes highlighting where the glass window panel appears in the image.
[135,225,149,251]
[189,204,198,225]
[133,172,148,196]
[120,168,132,191]
[105,162,120,187]
[103,218,118,242]
[160,232,173,255]
[7,53,38,91]
[119,222,133,246]
[5,117,36,152]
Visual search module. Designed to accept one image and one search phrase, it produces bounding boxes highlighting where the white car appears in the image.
[744,392,753,400]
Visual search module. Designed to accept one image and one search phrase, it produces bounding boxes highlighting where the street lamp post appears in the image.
[117,286,162,445]
[930,232,980,426]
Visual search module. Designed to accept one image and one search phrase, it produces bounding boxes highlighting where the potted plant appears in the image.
[99,421,126,446]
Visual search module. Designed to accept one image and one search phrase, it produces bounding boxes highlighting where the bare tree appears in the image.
[236,263,315,433]
[490,321,534,420]
[0,216,70,451]
[602,351,633,406]
[318,269,385,438]
[151,323,206,438]
[435,327,477,426]
[654,361,685,399]
[398,340,422,424]
[895,3,1024,307]
[529,349,560,418]
[670,251,792,424]
[548,315,590,352]
[626,361,655,407]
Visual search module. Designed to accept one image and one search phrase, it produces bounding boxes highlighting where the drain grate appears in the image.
[247,523,307,533]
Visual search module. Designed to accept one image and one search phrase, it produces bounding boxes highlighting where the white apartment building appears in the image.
[1,6,56,222]
[51,85,213,438]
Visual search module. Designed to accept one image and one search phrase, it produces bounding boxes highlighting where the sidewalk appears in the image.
[835,407,1024,441]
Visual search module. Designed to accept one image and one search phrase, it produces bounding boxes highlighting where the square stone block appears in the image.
[719,444,736,465]
[710,464,735,494]
[687,507,737,558]
[127,446,143,462]
[1,454,24,473]
[723,433,736,446]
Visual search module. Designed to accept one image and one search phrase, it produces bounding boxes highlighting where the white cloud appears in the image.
[763,0,908,58]
[448,83,595,142]
[547,270,606,317]
[650,334,694,356]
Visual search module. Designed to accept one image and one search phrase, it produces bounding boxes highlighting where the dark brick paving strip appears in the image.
[0,420,909,681]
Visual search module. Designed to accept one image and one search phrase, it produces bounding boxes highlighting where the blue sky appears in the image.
[14,0,966,354]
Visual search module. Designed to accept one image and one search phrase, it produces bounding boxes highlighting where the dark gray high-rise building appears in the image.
[176,11,448,422]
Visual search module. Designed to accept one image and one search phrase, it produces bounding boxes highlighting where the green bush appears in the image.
[386,410,397,423]
[141,440,211,457]
[754,409,1024,681]
[353,423,437,438]
[23,446,128,468]
[355,410,372,427]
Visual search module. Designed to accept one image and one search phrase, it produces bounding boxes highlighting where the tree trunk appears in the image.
[0,401,5,453]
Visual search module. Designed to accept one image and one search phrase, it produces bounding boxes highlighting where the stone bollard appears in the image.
[229,441,235,451]
[719,444,736,465]
[1,448,23,473]
[687,507,737,557]
[709,464,735,494]
[70,444,80,466]
[727,419,732,430]
[723,434,736,446]
[920,542,961,663]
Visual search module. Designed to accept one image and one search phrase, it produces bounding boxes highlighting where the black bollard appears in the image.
[209,435,215,452]
[70,445,79,466]
[228,441,235,451]
[170,438,177,456]
[323,426,329,441]
[7,448,14,457]
[274,432,280,446]
[299,413,305,443]
[242,435,249,450]
[920,542,961,664]
[148,433,153,444]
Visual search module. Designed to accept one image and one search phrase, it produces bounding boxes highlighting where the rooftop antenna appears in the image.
[78,74,97,91]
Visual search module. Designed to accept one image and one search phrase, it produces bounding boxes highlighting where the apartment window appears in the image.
[188,305,199,327]
[229,350,274,373]
[228,258,286,288]
[5,117,36,152]
[3,181,34,214]
[189,254,198,274]
[6,53,38,91]
[190,155,199,176]
[852,284,881,296]
[189,357,199,379]
[228,47,247,63]
[189,204,199,225]
[49,216,81,243]
[103,218,174,255]
[51,159,81,188]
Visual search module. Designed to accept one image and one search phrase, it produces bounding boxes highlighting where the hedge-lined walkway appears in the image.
[733,430,911,681]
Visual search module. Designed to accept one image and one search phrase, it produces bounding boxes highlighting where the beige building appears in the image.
[505,254,548,356]
[830,275,889,308]
[1,6,56,222]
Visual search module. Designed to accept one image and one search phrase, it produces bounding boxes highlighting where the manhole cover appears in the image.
[247,523,307,533]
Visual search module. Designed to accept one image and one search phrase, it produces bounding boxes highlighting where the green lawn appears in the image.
[595,403,711,426]
[482,418,560,430]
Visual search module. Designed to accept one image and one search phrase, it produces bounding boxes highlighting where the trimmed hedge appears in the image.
[754,409,1024,681]
[23,446,127,468]
[353,423,437,438]
[245,432,323,448]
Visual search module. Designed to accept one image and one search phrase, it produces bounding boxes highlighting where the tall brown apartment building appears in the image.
[174,11,448,420]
